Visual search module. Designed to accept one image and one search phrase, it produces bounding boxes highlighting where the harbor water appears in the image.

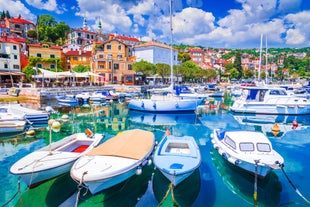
[1,99,310,207]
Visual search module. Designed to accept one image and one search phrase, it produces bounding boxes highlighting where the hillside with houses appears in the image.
[0,14,309,88]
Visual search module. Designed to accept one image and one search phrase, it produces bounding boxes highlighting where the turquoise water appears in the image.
[1,100,310,207]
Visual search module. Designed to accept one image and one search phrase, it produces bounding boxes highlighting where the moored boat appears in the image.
[70,129,155,194]
[210,129,284,177]
[230,86,310,115]
[10,129,103,188]
[153,132,201,186]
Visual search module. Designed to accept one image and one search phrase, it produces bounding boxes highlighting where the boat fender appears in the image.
[85,128,93,138]
[292,120,298,129]
[235,159,241,165]
[175,103,179,108]
[141,102,144,108]
[153,102,156,109]
[222,152,228,159]
[136,166,142,175]
[147,159,152,166]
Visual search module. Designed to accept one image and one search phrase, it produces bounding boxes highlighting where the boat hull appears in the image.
[128,98,201,112]
[10,133,103,187]
[211,129,283,178]
[153,135,201,186]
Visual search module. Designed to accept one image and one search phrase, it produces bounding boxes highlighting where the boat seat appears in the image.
[72,145,89,153]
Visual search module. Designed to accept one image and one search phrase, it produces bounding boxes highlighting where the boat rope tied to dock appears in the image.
[2,177,23,207]
[253,159,259,207]
[279,163,310,205]
[75,171,88,207]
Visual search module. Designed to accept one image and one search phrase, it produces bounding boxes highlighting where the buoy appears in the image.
[136,167,142,175]
[271,123,281,136]
[292,120,298,129]
[164,128,171,136]
[85,128,93,137]
[26,129,35,137]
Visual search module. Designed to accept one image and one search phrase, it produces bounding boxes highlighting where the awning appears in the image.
[0,71,25,76]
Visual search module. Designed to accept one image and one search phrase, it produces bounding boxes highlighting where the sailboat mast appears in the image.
[258,34,263,81]
[170,0,173,86]
[265,34,268,84]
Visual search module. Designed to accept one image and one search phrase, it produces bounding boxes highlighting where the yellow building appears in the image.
[91,39,136,84]
[28,43,62,71]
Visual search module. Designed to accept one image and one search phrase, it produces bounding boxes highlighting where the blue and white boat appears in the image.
[153,133,201,186]
[230,86,310,115]
[210,129,284,177]
[70,129,155,194]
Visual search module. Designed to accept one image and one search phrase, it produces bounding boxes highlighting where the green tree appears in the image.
[178,52,191,63]
[27,30,37,39]
[73,64,90,73]
[1,11,5,19]
[155,63,170,81]
[243,69,254,79]
[181,61,201,82]
[37,15,70,45]
[5,10,10,18]
[132,60,156,76]
[229,68,240,80]
[233,52,242,79]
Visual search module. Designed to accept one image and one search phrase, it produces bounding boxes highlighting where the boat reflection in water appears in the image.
[14,173,77,207]
[128,110,200,127]
[152,168,200,207]
[210,148,282,207]
[71,164,154,207]
[231,114,309,137]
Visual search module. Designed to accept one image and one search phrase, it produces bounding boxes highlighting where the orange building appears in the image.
[91,39,136,84]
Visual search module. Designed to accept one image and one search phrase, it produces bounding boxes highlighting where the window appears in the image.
[114,63,119,70]
[14,55,17,59]
[13,65,19,69]
[224,136,236,149]
[73,56,78,60]
[78,33,81,37]
[50,54,55,58]
[107,45,111,50]
[118,45,122,50]
[117,54,122,60]
[99,54,103,58]
[15,24,20,29]
[50,64,55,69]
[13,45,17,50]
[37,64,42,68]
[4,63,8,69]
[257,143,271,152]
[37,53,42,57]
[239,142,254,151]
[128,64,132,70]
[87,34,90,39]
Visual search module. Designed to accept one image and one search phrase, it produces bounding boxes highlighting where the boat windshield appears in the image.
[224,136,236,150]
[269,89,287,95]
[256,143,271,152]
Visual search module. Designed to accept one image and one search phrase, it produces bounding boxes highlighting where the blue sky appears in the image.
[2,0,310,48]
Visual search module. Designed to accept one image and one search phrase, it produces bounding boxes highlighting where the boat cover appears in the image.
[87,129,154,160]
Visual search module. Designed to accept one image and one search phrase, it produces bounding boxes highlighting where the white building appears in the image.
[134,41,178,65]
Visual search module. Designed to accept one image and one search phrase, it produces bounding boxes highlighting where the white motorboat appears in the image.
[70,129,155,194]
[153,132,201,186]
[210,129,284,177]
[10,130,103,188]
[230,86,310,115]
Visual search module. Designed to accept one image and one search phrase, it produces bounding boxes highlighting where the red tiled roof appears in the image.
[0,24,6,28]
[63,50,92,56]
[135,41,176,51]
[109,34,140,42]
[188,47,204,52]
[0,37,25,44]
[28,43,62,49]
[8,18,34,25]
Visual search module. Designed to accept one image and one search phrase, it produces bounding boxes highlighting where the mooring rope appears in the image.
[2,177,23,207]
[280,164,310,205]
[75,171,88,207]
[156,173,178,207]
[253,160,259,207]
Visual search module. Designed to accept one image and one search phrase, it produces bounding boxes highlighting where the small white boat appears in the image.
[230,86,310,115]
[10,130,103,188]
[210,129,284,177]
[0,120,26,134]
[70,129,155,194]
[153,133,201,186]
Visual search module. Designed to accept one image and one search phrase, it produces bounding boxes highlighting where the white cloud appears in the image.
[284,11,310,46]
[0,0,36,21]
[278,0,302,13]
[25,0,62,13]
